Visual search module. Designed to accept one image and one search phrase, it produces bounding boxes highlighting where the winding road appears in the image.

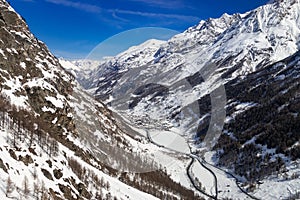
[146,130,260,200]
[186,156,218,199]
[146,130,218,199]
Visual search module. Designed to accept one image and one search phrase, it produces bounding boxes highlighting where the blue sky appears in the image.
[9,0,268,59]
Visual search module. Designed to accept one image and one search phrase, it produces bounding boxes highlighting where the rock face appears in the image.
[81,0,300,185]
[0,0,74,136]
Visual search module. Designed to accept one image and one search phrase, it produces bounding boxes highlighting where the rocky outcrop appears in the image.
[18,154,33,166]
[41,168,54,181]
[0,0,75,140]
[0,158,7,173]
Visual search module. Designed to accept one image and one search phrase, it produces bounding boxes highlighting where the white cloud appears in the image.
[127,0,184,9]
[44,0,199,27]
[113,9,200,22]
[45,0,101,13]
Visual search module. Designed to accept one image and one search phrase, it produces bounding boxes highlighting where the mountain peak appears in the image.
[119,38,165,57]
[268,0,298,3]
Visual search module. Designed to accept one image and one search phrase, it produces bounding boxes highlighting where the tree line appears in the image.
[0,94,59,157]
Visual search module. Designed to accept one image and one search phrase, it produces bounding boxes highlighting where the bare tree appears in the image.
[33,181,40,200]
[32,167,38,180]
[23,176,30,196]
[40,181,46,200]
[0,94,10,127]
[5,176,14,197]
[106,181,110,191]
[95,190,102,200]
[51,140,59,157]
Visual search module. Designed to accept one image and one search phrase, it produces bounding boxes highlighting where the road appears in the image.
[146,130,260,200]
[146,130,218,199]
[187,156,218,199]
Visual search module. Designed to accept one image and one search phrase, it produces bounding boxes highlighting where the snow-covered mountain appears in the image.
[60,39,165,98]
[60,39,165,95]
[78,0,300,199]
[89,0,300,127]
[58,59,102,90]
[0,1,203,199]
[84,0,300,114]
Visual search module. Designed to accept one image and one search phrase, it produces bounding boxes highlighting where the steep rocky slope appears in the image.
[0,1,202,199]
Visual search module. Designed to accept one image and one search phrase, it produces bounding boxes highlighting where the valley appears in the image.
[0,0,300,199]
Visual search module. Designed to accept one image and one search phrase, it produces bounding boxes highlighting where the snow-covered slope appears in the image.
[216,49,300,199]
[2,0,299,198]
[60,39,166,99]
